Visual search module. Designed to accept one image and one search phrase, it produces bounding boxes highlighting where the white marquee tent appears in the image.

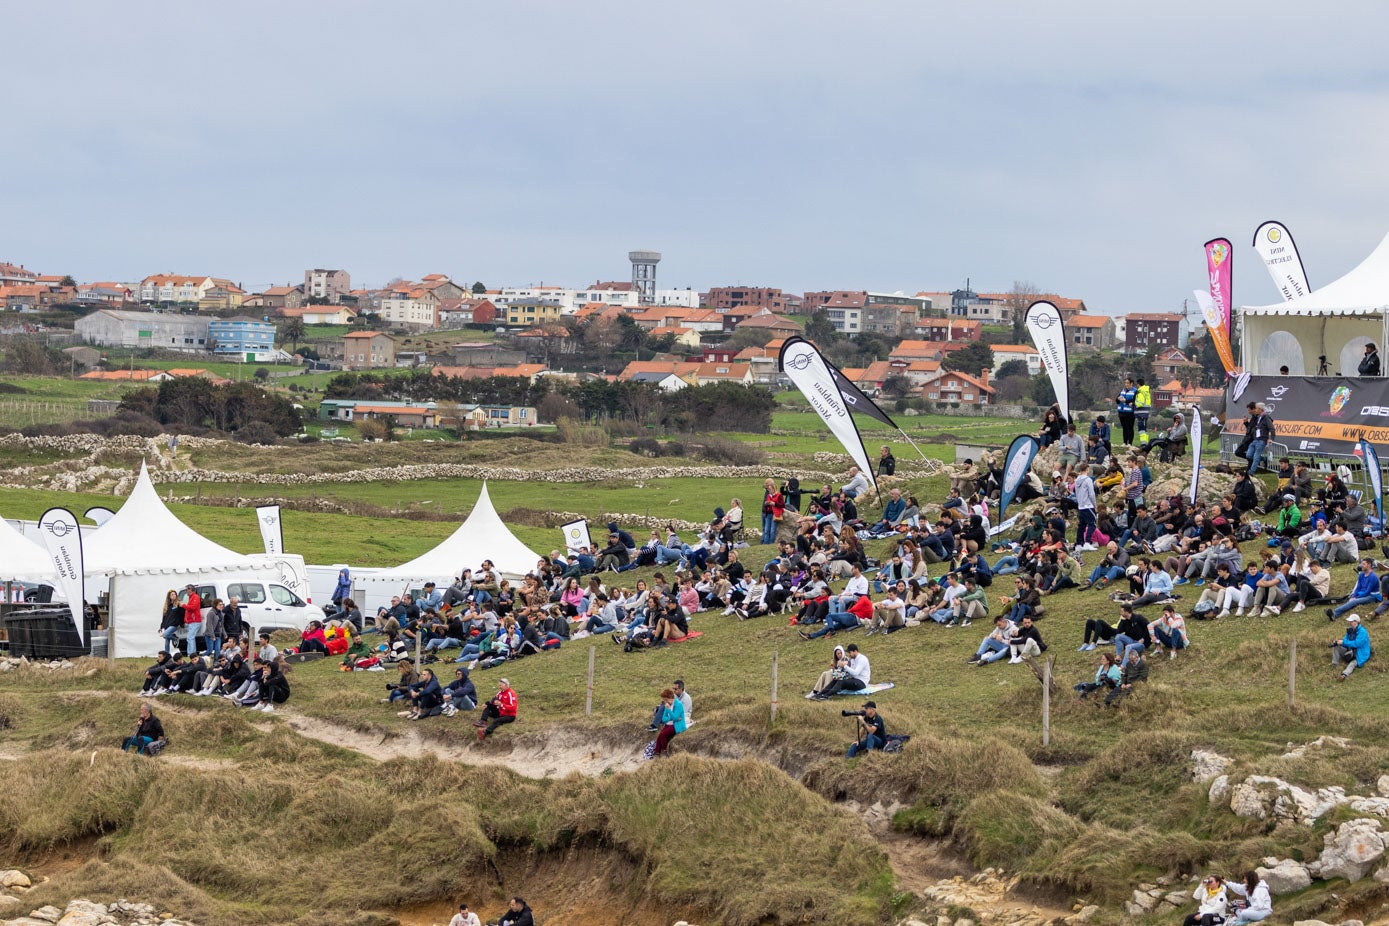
[1241,230,1389,375]
[365,482,541,590]
[0,514,54,581]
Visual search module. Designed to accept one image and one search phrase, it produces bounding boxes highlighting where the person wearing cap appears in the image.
[1332,615,1373,680]
[596,533,630,572]
[1274,495,1302,538]
[475,677,517,741]
[1359,341,1382,377]
[1328,558,1383,620]
[845,700,886,758]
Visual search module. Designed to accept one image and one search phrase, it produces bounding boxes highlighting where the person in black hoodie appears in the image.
[406,668,443,720]
[140,652,172,693]
[597,533,630,572]
[959,514,988,556]
[442,667,477,714]
[1113,606,1152,660]
[497,897,534,926]
[122,702,166,755]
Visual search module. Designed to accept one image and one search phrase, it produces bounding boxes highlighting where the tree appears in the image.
[253,367,270,382]
[804,309,839,345]
[279,317,306,352]
[941,340,995,375]
[471,281,487,295]
[1,338,58,374]
[1030,374,1057,407]
[995,375,1031,402]
[537,392,580,424]
[1005,280,1042,343]
[60,275,76,288]
[881,373,913,398]
[996,359,1030,379]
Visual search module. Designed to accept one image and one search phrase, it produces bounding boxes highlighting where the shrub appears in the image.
[355,417,394,442]
[556,417,607,447]
[235,421,280,445]
[658,440,686,457]
[692,437,764,466]
[629,437,661,457]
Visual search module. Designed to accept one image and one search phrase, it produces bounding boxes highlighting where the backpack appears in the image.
[882,734,911,754]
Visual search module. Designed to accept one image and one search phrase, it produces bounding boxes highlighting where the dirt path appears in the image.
[268,709,646,779]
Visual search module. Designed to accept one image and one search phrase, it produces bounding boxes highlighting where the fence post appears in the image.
[770,650,779,725]
[1042,657,1052,747]
[1288,638,1297,708]
[585,645,595,717]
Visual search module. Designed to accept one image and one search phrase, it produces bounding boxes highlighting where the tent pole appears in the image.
[897,429,931,462]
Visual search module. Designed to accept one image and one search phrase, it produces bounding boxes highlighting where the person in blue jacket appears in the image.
[1116,378,1138,446]
[651,686,687,756]
[1328,558,1382,619]
[1332,615,1372,680]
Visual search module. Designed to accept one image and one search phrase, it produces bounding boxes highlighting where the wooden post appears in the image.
[414,623,421,669]
[1288,638,1297,708]
[770,650,779,725]
[585,645,595,717]
[106,583,116,666]
[1042,657,1052,747]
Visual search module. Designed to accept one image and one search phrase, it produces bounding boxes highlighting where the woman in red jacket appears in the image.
[475,677,517,742]
[181,584,203,657]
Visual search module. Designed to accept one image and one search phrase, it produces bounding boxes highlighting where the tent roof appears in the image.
[84,462,255,572]
[387,482,540,580]
[1244,230,1389,316]
[0,516,54,579]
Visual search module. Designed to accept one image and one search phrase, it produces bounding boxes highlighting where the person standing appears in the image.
[1246,403,1274,474]
[181,584,203,657]
[761,478,785,546]
[877,445,896,478]
[1074,463,1097,550]
[1116,377,1138,446]
[1359,342,1382,377]
[1134,378,1153,435]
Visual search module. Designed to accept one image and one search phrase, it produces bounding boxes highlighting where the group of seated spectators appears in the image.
[139,629,290,712]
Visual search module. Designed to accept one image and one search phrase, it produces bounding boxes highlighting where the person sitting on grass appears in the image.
[1112,605,1151,659]
[1039,548,1082,595]
[475,677,518,741]
[844,701,886,758]
[1286,558,1332,613]
[650,686,688,757]
[945,577,988,627]
[801,593,873,640]
[810,643,870,699]
[1075,652,1122,700]
[1006,614,1046,665]
[871,488,908,535]
[866,586,908,635]
[1332,614,1373,681]
[1148,604,1188,660]
[968,616,1016,666]
[239,658,289,713]
[403,667,443,721]
[1328,558,1383,620]
[1083,541,1129,589]
[650,596,690,645]
[441,667,477,716]
[1129,559,1175,609]
[140,652,172,694]
[497,897,535,926]
[998,575,1041,624]
[1105,647,1149,707]
[122,702,166,755]
[383,659,419,704]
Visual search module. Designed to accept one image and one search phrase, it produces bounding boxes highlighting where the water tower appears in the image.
[629,250,661,304]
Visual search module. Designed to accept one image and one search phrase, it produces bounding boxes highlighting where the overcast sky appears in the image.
[5,2,1389,314]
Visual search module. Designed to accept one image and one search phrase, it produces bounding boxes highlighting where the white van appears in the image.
[183,579,326,636]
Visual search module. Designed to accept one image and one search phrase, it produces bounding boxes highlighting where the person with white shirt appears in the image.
[1224,871,1273,924]
[928,574,966,623]
[841,467,870,499]
[867,588,908,635]
[448,903,481,926]
[1074,463,1098,550]
[838,565,869,608]
[811,643,870,699]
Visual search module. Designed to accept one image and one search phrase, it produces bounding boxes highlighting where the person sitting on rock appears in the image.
[1224,870,1272,924]
[1183,875,1229,926]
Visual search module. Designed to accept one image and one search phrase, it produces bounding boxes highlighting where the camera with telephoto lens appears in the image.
[841,709,866,717]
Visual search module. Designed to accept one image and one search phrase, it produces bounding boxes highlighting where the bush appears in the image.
[556,417,607,447]
[235,421,280,445]
[658,440,685,457]
[629,437,661,457]
[355,417,394,442]
[692,437,764,466]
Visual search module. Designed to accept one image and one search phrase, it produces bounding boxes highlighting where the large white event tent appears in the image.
[0,515,54,581]
[85,462,313,658]
[1241,230,1389,375]
[360,482,541,601]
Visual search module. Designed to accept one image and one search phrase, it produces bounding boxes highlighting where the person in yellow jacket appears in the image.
[1134,379,1153,434]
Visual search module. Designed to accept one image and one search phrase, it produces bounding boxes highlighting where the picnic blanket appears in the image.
[669,631,704,643]
[804,681,895,700]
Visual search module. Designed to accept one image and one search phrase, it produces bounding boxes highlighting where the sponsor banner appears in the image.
[1252,220,1311,301]
[998,435,1040,521]
[778,337,877,487]
[561,519,592,554]
[1193,290,1238,375]
[987,514,1020,538]
[38,507,86,645]
[826,360,898,428]
[1357,438,1383,518]
[256,505,283,555]
[1025,301,1070,421]
[1204,237,1234,336]
[1225,375,1389,455]
[1189,411,1203,506]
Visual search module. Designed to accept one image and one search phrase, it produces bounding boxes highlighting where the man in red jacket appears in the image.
[475,677,517,742]
[182,584,203,657]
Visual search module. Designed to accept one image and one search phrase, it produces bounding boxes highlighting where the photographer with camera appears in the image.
[844,701,885,757]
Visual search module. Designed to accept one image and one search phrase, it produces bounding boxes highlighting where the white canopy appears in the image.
[84,461,254,572]
[0,516,54,579]
[1240,230,1389,374]
[386,482,541,581]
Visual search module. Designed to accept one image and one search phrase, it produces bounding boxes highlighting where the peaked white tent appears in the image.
[0,515,54,580]
[380,482,541,582]
[1241,230,1389,374]
[84,461,248,571]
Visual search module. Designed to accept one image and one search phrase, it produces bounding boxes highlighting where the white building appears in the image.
[379,293,438,329]
[76,309,210,351]
[989,344,1042,376]
[304,268,351,303]
[653,289,701,308]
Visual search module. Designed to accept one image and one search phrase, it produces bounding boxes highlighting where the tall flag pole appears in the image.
[779,337,877,488]
[1025,301,1070,422]
[1252,220,1312,301]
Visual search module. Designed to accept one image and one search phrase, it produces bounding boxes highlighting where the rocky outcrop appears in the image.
[1256,858,1313,895]
[1190,749,1233,784]
[1,898,196,926]
[1308,818,1387,883]
[1227,776,1347,825]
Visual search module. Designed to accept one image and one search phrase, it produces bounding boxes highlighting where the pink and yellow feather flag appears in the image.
[1204,237,1234,338]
